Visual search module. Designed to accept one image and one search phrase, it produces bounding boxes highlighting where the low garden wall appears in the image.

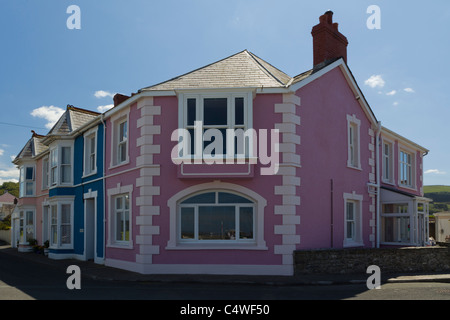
[294,246,450,275]
[0,230,11,244]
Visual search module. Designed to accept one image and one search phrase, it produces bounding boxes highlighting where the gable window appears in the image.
[382,141,394,184]
[399,149,415,188]
[19,165,35,197]
[343,192,363,247]
[110,109,130,168]
[178,191,255,243]
[346,115,361,169]
[178,93,253,160]
[83,128,97,177]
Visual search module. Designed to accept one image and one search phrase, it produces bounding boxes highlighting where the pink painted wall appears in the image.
[104,102,141,262]
[150,93,284,266]
[296,67,374,249]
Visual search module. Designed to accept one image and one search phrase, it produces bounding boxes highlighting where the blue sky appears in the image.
[0,0,449,185]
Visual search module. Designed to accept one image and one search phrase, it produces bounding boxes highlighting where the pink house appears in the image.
[97,11,429,276]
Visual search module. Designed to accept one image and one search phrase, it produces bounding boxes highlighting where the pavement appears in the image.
[1,243,449,286]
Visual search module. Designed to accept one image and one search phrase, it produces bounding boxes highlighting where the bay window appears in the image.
[49,142,73,186]
[19,165,35,197]
[381,203,410,244]
[178,191,255,243]
[49,198,74,248]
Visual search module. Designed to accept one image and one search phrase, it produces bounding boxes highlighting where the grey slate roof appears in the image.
[141,50,295,91]
[47,106,99,136]
[13,133,47,163]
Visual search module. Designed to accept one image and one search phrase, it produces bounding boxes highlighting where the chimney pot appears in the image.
[311,11,348,68]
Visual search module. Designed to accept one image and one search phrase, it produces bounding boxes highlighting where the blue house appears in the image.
[42,105,105,263]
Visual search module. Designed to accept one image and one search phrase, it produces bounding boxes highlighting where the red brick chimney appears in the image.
[113,93,130,107]
[311,11,348,68]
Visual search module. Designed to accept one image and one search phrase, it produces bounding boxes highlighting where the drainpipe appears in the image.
[375,121,381,248]
[101,113,106,263]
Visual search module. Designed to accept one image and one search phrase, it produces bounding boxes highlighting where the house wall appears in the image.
[296,67,375,249]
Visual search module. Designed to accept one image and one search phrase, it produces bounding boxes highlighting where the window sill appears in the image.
[398,184,417,192]
[109,159,130,170]
[166,242,268,251]
[107,242,133,250]
[347,164,362,171]
[82,171,98,179]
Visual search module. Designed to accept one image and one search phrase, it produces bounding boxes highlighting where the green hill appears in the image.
[423,185,450,214]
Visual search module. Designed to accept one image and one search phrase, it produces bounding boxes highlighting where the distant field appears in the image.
[424,185,450,193]
[423,186,450,214]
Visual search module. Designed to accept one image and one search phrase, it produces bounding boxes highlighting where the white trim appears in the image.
[107,183,134,249]
[346,114,361,170]
[82,126,98,178]
[343,192,364,248]
[48,196,75,250]
[109,106,130,169]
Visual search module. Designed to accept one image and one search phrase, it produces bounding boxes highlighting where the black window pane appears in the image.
[180,207,195,239]
[218,192,252,203]
[181,192,216,204]
[235,97,244,125]
[187,98,196,126]
[239,207,254,239]
[203,129,227,156]
[198,206,235,240]
[204,98,227,125]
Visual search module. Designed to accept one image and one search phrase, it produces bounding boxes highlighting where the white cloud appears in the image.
[0,149,4,156]
[425,169,446,175]
[386,90,397,96]
[10,155,16,161]
[404,88,415,93]
[94,90,115,99]
[365,75,385,88]
[0,167,19,182]
[97,104,114,113]
[393,102,399,106]
[30,106,65,129]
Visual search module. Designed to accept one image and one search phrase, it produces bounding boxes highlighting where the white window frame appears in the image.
[49,141,74,187]
[343,192,363,247]
[19,164,35,197]
[398,145,416,190]
[167,181,267,250]
[346,114,361,170]
[107,183,133,249]
[48,197,74,249]
[178,191,256,244]
[110,108,130,168]
[83,127,98,177]
[42,156,49,190]
[382,138,394,184]
[176,91,254,161]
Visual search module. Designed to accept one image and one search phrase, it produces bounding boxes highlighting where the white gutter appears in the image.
[376,121,382,248]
